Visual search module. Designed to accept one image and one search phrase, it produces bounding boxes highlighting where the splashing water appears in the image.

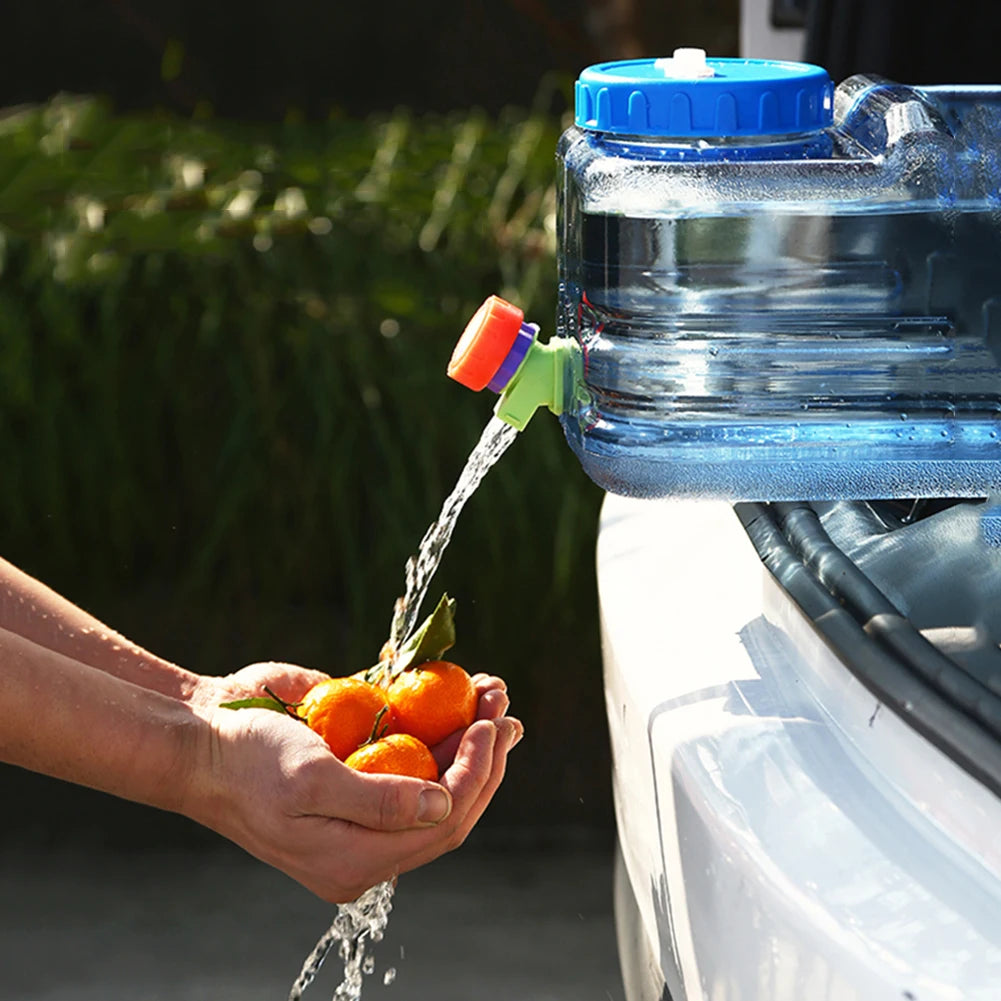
[287,881,395,1001]
[288,414,518,1000]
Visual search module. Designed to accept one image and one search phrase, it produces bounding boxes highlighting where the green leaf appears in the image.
[394,592,456,673]
[219,696,289,712]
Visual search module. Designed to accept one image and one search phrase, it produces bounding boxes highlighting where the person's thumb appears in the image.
[322,766,453,831]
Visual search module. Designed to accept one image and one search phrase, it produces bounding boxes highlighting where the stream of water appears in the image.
[287,414,519,1001]
[385,415,519,661]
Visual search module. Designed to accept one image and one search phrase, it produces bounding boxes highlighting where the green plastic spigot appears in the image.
[447,295,577,431]
[493,337,574,430]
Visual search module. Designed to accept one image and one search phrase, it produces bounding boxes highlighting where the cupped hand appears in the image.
[182,665,521,903]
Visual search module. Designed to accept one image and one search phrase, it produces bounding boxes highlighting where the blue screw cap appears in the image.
[575,48,834,138]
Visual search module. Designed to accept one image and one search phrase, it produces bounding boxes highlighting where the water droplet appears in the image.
[899,412,908,421]
[362,956,376,975]
[383,968,397,986]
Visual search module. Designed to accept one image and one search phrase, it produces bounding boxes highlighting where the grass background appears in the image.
[0,88,610,841]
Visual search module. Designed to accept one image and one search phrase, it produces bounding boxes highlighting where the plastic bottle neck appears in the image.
[574,123,833,162]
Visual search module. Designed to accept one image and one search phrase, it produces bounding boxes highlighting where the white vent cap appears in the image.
[654,48,716,80]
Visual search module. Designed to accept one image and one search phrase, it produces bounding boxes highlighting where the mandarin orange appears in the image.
[298,676,391,761]
[387,660,477,747]
[344,732,439,780]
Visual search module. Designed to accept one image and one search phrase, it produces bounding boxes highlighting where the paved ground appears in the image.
[0,834,623,1001]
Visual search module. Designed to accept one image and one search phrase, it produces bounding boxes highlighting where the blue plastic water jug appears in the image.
[450,50,1001,501]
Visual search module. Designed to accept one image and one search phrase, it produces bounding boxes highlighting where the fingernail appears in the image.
[498,718,523,749]
[417,787,451,825]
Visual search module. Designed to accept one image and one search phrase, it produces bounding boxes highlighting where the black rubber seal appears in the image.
[735,501,1001,798]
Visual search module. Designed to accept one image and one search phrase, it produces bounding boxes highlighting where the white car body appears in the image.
[597,494,1001,1001]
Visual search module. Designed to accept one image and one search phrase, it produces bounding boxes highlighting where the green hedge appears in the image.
[0,95,609,823]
